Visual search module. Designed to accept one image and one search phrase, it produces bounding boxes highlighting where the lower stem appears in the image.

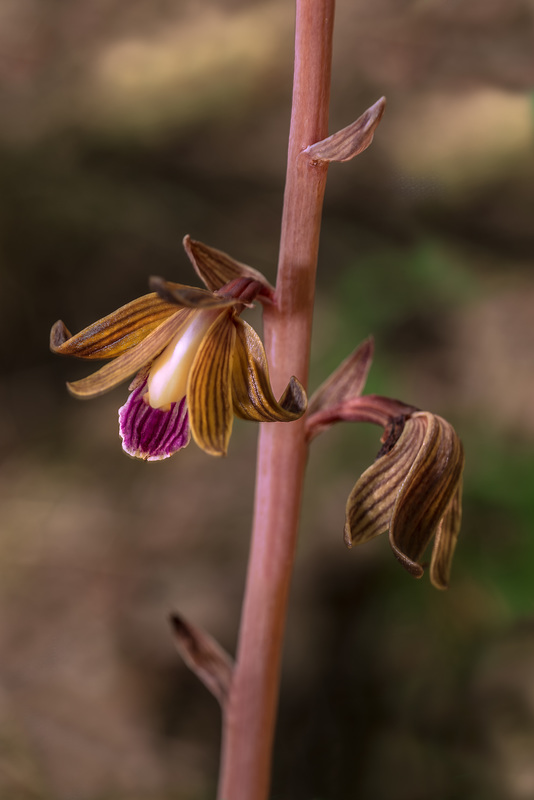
[217,420,308,800]
[217,0,334,798]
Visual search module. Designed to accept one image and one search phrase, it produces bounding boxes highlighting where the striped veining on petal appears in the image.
[51,293,182,360]
[67,308,193,398]
[389,413,464,571]
[429,480,463,590]
[344,423,423,547]
[231,319,306,422]
[119,383,190,461]
[184,236,274,296]
[187,310,236,456]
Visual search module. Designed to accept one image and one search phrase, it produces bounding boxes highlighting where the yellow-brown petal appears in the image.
[429,482,463,590]
[183,235,274,297]
[50,291,185,360]
[231,319,307,422]
[187,310,236,456]
[344,419,423,549]
[389,412,464,577]
[67,308,193,398]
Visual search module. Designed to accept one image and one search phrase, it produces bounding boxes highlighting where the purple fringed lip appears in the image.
[119,383,190,461]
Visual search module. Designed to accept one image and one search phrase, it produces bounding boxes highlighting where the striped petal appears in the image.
[119,382,190,461]
[231,319,307,422]
[183,235,274,298]
[50,291,184,360]
[429,481,463,590]
[389,413,465,578]
[67,308,194,398]
[187,310,236,456]
[344,418,423,550]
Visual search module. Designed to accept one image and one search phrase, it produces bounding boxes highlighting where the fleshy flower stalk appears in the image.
[50,239,306,460]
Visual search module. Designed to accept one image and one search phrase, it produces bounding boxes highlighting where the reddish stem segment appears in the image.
[217,1,335,798]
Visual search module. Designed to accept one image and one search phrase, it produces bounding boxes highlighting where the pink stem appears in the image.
[306,396,419,440]
[217,1,335,798]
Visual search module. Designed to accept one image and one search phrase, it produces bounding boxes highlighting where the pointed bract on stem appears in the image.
[170,613,234,709]
[303,96,386,164]
[306,338,417,440]
[308,336,374,415]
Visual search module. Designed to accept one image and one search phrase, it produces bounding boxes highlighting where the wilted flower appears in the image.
[344,411,464,590]
[306,339,464,589]
[51,238,306,460]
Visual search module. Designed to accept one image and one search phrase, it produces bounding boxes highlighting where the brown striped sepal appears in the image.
[344,411,464,590]
[50,291,182,360]
[183,235,275,301]
[65,309,195,399]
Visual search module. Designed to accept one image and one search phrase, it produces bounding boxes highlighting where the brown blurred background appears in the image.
[1,0,534,798]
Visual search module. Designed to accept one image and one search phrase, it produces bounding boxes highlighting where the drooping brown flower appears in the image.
[306,339,464,589]
[344,411,464,590]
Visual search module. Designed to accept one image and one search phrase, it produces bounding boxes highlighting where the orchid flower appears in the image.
[51,238,306,461]
[306,338,464,589]
[343,410,464,590]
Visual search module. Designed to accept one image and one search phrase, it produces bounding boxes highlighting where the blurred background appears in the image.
[1,0,534,798]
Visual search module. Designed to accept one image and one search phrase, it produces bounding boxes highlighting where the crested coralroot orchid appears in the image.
[50,237,307,460]
[306,338,464,589]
